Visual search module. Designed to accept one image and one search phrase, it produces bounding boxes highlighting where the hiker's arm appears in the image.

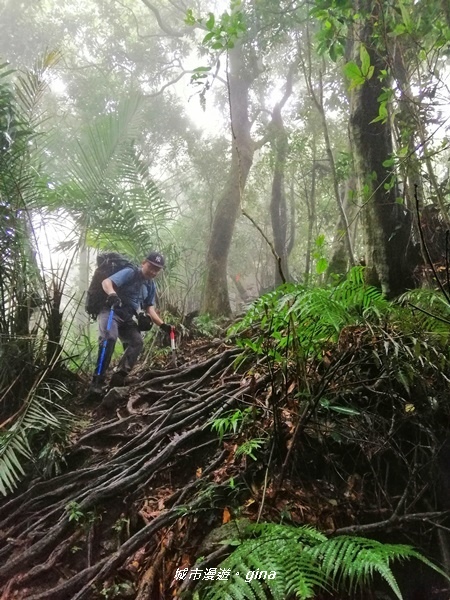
[102,278,116,295]
[146,305,164,327]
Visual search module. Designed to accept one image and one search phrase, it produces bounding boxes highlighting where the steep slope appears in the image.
[1,326,450,600]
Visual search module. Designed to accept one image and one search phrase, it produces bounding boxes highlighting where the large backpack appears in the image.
[85,252,136,319]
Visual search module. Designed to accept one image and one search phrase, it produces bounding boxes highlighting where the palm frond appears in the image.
[68,93,144,196]
[55,92,172,257]
[14,50,61,130]
[0,380,73,496]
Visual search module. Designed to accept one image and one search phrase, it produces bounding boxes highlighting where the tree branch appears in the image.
[139,0,191,37]
[328,511,450,536]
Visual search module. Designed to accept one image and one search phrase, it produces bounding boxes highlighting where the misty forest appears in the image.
[2,0,450,598]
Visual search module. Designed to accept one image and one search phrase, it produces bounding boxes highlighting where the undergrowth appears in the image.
[193,522,448,600]
[228,267,450,365]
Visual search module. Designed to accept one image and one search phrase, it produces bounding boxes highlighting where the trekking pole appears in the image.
[96,307,115,378]
[170,326,177,368]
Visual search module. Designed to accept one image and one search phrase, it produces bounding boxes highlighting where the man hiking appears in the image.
[89,251,173,395]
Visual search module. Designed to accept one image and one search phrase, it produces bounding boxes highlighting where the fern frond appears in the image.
[284,558,325,598]
[307,535,447,600]
[195,523,448,600]
[199,523,328,600]
[396,288,450,336]
[229,267,394,363]
[248,522,327,545]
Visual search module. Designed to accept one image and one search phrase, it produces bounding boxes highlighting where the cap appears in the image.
[146,251,165,268]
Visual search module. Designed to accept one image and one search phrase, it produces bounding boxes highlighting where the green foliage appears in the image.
[0,380,74,496]
[0,59,46,339]
[0,58,77,497]
[397,288,450,337]
[193,314,224,338]
[228,267,390,362]
[228,269,450,409]
[65,500,99,528]
[184,0,246,107]
[195,522,448,600]
[343,44,375,89]
[210,408,253,443]
[112,515,130,537]
[310,0,353,60]
[36,438,68,479]
[66,500,85,523]
[312,234,328,275]
[373,87,395,125]
[57,92,172,258]
[100,581,134,599]
[235,438,265,461]
[186,1,246,51]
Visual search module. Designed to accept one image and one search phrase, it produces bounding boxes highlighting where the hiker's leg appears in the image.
[94,309,120,379]
[116,320,143,374]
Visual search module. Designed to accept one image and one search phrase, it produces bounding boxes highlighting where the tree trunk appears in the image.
[302,33,355,269]
[327,180,356,280]
[304,142,317,286]
[349,0,414,297]
[270,96,291,286]
[201,43,254,317]
[77,235,90,334]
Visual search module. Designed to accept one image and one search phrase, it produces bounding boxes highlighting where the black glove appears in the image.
[137,313,153,331]
[160,323,174,334]
[106,293,121,309]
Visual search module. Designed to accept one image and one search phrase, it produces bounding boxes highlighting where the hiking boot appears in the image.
[86,377,106,402]
[90,381,105,394]
[109,370,128,388]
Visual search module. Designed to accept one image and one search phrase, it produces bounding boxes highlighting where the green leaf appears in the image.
[329,405,361,416]
[315,234,325,248]
[184,9,196,26]
[316,258,328,275]
[392,23,407,36]
[359,44,371,77]
[202,32,215,44]
[205,12,215,30]
[371,101,388,124]
[343,61,363,81]
[398,0,412,32]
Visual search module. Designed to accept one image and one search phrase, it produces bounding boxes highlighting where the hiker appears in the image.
[90,251,174,394]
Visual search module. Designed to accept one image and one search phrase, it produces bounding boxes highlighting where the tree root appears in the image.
[0,345,265,598]
[135,530,173,600]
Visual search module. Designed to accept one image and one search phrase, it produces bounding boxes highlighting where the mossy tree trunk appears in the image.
[349,0,414,297]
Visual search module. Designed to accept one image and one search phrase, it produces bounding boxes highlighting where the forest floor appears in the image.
[1,326,450,600]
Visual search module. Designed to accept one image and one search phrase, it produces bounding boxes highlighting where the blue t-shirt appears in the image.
[109,267,156,312]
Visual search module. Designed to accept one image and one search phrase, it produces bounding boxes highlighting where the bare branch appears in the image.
[139,0,192,37]
[329,511,450,536]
